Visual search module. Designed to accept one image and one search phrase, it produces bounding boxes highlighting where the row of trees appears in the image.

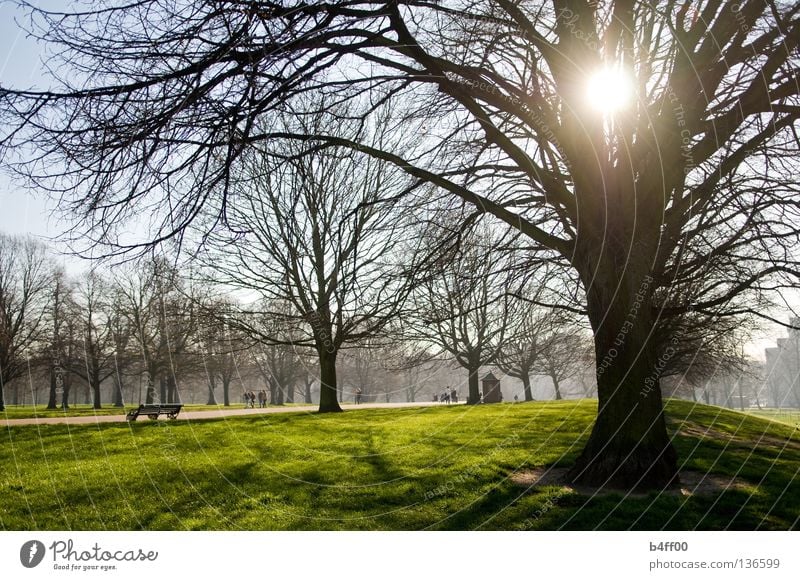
[0,227,596,411]
[0,236,314,411]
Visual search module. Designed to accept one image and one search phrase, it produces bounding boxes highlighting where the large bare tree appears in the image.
[4,1,800,488]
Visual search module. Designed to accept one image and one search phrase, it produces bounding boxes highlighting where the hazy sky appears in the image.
[0,1,789,359]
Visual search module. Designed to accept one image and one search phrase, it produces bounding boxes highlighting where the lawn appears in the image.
[746,408,800,426]
[1,399,798,530]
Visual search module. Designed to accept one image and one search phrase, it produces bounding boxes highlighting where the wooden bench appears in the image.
[125,404,183,421]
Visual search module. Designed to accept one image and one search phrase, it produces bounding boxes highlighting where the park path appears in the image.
[1,401,456,427]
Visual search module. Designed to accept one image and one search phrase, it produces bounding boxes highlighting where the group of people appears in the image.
[433,388,458,404]
[244,390,269,408]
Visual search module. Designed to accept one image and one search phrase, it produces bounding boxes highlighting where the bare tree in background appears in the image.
[196,298,243,406]
[534,329,593,401]
[498,304,557,402]
[413,225,517,404]
[203,115,422,412]
[5,1,800,488]
[115,259,197,404]
[70,271,123,409]
[0,234,52,411]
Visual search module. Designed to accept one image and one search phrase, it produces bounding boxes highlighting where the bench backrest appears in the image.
[136,404,183,413]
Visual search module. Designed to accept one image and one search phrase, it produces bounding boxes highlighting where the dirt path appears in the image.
[2,401,456,427]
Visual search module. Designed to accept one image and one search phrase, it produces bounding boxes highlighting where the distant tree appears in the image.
[203,114,422,412]
[106,287,134,407]
[413,225,517,404]
[254,345,299,406]
[70,271,122,409]
[764,322,800,408]
[498,305,555,402]
[196,298,243,406]
[0,234,52,411]
[296,352,319,405]
[116,259,197,404]
[534,330,593,401]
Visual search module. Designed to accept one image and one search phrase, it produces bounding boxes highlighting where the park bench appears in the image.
[125,403,183,421]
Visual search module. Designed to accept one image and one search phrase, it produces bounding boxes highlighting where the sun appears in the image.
[586,67,634,114]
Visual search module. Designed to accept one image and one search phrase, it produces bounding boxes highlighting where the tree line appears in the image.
[0,226,599,412]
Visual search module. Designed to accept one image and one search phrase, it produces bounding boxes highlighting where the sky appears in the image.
[0,1,790,360]
[0,0,86,273]
[1,0,55,240]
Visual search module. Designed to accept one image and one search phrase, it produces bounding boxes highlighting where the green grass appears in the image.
[1,399,798,530]
[1,405,127,419]
[745,408,800,426]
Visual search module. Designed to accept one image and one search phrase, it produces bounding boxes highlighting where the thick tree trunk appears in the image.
[61,377,70,410]
[304,379,313,404]
[551,374,563,400]
[567,270,678,490]
[206,377,217,405]
[112,375,124,407]
[466,365,480,405]
[521,372,533,402]
[285,382,294,403]
[91,370,102,409]
[47,368,58,409]
[167,375,178,403]
[91,382,101,408]
[159,376,167,403]
[222,378,231,406]
[145,372,157,405]
[0,383,5,412]
[269,378,280,405]
[318,350,342,413]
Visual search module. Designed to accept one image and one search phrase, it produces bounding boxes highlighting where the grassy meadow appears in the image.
[1,399,798,530]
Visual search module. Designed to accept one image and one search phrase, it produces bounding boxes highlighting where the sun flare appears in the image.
[586,67,634,114]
